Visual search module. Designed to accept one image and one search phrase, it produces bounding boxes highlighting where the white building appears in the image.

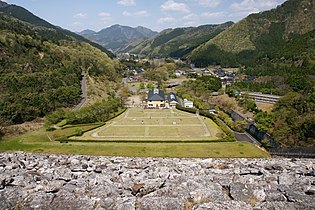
[183,99,193,108]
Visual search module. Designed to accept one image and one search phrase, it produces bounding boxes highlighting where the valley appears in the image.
[0,0,314,158]
[0,0,315,209]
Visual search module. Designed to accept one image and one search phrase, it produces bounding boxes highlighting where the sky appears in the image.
[3,0,286,32]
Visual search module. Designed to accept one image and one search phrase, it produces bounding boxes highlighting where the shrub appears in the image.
[176,104,197,114]
[74,128,83,136]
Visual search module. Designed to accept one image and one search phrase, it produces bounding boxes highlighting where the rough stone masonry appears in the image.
[0,152,314,210]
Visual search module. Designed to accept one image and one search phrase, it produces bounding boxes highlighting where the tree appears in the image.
[119,86,131,105]
[234,120,248,132]
[0,119,10,140]
[139,82,145,90]
[146,82,154,90]
[254,111,274,133]
[45,108,66,127]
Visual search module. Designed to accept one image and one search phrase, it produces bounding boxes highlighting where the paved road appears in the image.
[234,132,261,146]
[73,72,87,110]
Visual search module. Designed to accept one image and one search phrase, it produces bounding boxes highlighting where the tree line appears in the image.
[0,13,122,127]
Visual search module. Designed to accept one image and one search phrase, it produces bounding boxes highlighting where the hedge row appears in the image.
[176,104,235,141]
[199,110,235,141]
[175,104,197,114]
[58,108,127,142]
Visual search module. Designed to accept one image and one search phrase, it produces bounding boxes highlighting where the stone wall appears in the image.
[0,152,314,210]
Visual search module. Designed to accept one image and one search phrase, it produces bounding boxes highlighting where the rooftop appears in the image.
[147,89,165,101]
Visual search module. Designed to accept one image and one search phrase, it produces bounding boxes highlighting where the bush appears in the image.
[176,104,197,114]
[0,129,4,140]
[233,120,248,132]
[74,128,83,136]
[45,108,67,126]
[261,138,271,148]
[65,98,123,124]
[46,126,56,131]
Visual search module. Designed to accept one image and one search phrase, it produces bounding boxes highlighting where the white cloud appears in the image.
[183,13,199,21]
[98,12,112,22]
[158,16,176,24]
[98,12,111,17]
[196,0,221,8]
[230,0,280,12]
[73,22,83,26]
[117,0,136,6]
[229,0,283,20]
[183,21,199,26]
[73,13,87,19]
[123,10,150,17]
[161,0,189,13]
[201,11,225,19]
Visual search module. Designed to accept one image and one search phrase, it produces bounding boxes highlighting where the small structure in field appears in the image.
[183,98,194,108]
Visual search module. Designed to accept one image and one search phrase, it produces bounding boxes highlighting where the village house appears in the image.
[145,89,192,109]
[175,70,185,77]
[146,88,165,109]
[186,69,197,74]
[167,92,179,108]
[183,98,194,108]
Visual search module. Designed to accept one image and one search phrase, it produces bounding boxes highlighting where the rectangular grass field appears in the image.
[77,108,225,141]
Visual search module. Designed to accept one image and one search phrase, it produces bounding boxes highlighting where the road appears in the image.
[234,132,262,146]
[73,72,87,110]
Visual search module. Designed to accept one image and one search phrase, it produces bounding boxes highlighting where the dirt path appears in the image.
[196,113,211,137]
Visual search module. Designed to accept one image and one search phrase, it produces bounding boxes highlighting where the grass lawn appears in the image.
[148,127,179,137]
[50,123,103,140]
[203,117,223,137]
[0,108,270,158]
[0,128,270,158]
[80,108,225,141]
[99,126,145,136]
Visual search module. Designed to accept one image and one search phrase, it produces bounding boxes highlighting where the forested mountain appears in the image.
[188,0,315,148]
[190,0,315,67]
[0,2,122,125]
[0,1,114,58]
[121,22,233,58]
[79,25,157,52]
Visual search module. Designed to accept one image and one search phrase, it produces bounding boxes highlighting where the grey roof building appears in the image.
[147,88,165,101]
[167,92,178,103]
[167,92,179,108]
[146,88,166,109]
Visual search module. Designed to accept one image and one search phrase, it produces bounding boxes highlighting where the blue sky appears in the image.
[3,0,286,32]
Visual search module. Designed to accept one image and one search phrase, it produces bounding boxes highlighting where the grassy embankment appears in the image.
[0,130,269,158]
[0,108,270,158]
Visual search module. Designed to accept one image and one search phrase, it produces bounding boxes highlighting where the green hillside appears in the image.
[0,2,114,58]
[190,0,315,67]
[121,22,233,57]
[0,12,121,125]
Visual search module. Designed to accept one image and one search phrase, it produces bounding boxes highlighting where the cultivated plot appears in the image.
[74,108,224,141]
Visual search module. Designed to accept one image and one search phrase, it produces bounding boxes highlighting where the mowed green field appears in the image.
[0,108,270,158]
[0,129,269,158]
[74,108,224,141]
